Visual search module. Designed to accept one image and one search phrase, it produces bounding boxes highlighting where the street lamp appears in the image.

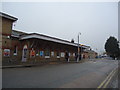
[77,32,81,62]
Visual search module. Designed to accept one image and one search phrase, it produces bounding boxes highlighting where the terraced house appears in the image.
[1,12,97,66]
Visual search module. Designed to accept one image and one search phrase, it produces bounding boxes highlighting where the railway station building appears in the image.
[0,12,97,66]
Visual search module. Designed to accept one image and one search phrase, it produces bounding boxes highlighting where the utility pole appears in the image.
[77,32,81,62]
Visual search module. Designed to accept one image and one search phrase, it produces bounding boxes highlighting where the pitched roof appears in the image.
[0,12,18,21]
[12,30,88,49]
[20,33,78,47]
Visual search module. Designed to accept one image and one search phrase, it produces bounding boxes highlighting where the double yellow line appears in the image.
[97,68,117,89]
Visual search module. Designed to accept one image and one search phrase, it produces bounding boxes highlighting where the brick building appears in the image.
[1,12,97,66]
[0,12,18,66]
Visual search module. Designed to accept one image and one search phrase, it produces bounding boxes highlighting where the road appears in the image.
[2,59,118,88]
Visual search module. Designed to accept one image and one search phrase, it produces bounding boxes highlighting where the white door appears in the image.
[22,45,28,62]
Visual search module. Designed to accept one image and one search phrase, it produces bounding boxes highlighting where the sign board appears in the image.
[4,49,10,57]
[30,50,35,57]
[51,51,54,56]
[40,51,44,56]
[61,52,65,57]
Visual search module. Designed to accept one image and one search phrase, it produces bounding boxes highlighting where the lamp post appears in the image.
[77,32,81,62]
[80,44,82,60]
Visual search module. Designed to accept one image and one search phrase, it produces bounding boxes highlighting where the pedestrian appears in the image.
[75,53,78,61]
[65,51,69,62]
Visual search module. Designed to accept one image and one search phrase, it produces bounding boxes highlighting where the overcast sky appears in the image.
[2,2,118,54]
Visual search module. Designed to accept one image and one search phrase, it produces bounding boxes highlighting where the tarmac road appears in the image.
[2,59,118,88]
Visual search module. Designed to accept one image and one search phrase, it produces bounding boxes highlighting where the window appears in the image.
[45,50,50,58]
[45,50,50,56]
[57,52,60,56]
[36,50,39,56]
[13,46,17,55]
[57,52,60,58]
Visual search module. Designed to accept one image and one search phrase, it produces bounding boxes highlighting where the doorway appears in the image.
[22,45,28,62]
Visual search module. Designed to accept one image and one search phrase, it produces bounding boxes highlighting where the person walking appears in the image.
[75,53,78,61]
[65,51,69,62]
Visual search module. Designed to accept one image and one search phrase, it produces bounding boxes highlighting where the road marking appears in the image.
[97,68,117,89]
[103,69,117,88]
[97,69,114,88]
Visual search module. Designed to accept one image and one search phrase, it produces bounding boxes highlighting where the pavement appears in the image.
[1,59,89,69]
[2,59,118,88]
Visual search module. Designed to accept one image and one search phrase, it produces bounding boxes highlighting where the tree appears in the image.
[105,36,119,59]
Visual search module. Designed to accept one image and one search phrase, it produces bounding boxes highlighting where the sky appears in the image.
[1,2,118,54]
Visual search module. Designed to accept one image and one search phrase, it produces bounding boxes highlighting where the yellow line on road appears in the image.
[103,69,117,88]
[97,68,117,89]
